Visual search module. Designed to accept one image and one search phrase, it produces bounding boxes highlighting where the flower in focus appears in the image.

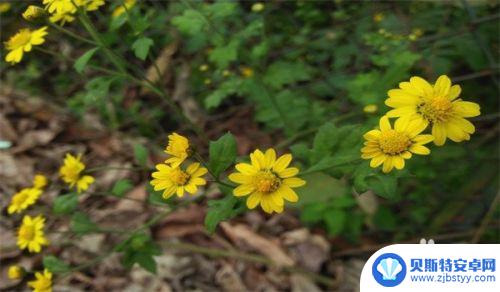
[43,0,76,14]
[363,104,378,114]
[112,0,136,18]
[164,133,190,167]
[59,153,95,193]
[251,2,265,12]
[8,265,23,280]
[0,2,11,13]
[17,215,49,253]
[361,116,434,173]
[373,12,384,22]
[150,162,207,199]
[8,188,42,214]
[33,174,48,189]
[385,75,480,146]
[4,27,48,64]
[228,149,306,214]
[28,269,52,292]
[22,5,46,21]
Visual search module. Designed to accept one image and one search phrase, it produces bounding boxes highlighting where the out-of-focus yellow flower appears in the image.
[28,269,52,292]
[409,28,424,41]
[229,149,306,214]
[112,0,136,18]
[363,104,378,114]
[385,75,480,146]
[151,162,207,199]
[22,5,46,21]
[164,133,190,167]
[240,66,254,78]
[43,0,76,14]
[373,13,384,22]
[199,64,209,72]
[33,174,48,189]
[7,188,42,215]
[59,153,95,193]
[17,215,49,253]
[222,70,231,77]
[361,116,434,173]
[204,78,212,85]
[0,2,11,13]
[75,0,105,11]
[8,265,23,280]
[251,2,265,12]
[4,27,48,65]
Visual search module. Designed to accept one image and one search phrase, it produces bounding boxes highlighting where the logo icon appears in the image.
[372,253,407,287]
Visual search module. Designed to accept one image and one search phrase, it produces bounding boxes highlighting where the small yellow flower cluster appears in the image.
[42,0,105,25]
[8,264,52,292]
[361,75,480,173]
[112,0,136,18]
[8,174,48,214]
[151,133,208,199]
[59,153,95,193]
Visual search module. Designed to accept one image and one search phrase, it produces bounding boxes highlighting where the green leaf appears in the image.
[208,132,237,177]
[208,40,239,68]
[53,193,78,215]
[43,256,70,274]
[135,253,157,273]
[112,179,133,197]
[263,61,313,89]
[300,203,328,223]
[366,174,398,199]
[119,233,161,274]
[295,173,346,206]
[74,47,99,73]
[205,195,242,234]
[324,209,346,236]
[171,9,205,35]
[132,37,154,61]
[205,78,241,109]
[133,144,148,166]
[71,212,99,235]
[109,13,127,31]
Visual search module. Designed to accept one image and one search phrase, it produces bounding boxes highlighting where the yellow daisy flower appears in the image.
[385,75,480,146]
[164,132,190,167]
[112,0,136,18]
[28,269,52,292]
[251,2,265,12]
[228,149,306,214]
[33,174,48,189]
[8,265,23,280]
[4,27,48,65]
[373,12,384,22]
[8,188,42,215]
[59,153,95,193]
[0,3,11,13]
[363,104,378,114]
[22,5,46,21]
[17,215,49,253]
[43,0,76,14]
[49,10,75,25]
[361,116,434,173]
[151,162,207,199]
[75,0,106,11]
[240,66,254,78]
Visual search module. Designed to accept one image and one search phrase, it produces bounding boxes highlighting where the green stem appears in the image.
[193,152,236,188]
[47,21,97,45]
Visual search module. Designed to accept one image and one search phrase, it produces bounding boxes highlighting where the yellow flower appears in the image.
[75,0,106,11]
[49,10,75,25]
[22,5,46,21]
[373,13,384,22]
[251,2,265,12]
[8,188,42,215]
[385,75,480,146]
[164,133,190,167]
[17,215,49,253]
[43,0,76,14]
[59,153,95,193]
[361,116,434,173]
[228,149,306,214]
[4,27,48,65]
[199,64,209,72]
[150,162,207,199]
[112,0,136,18]
[0,2,11,13]
[8,265,23,280]
[33,174,48,189]
[222,70,231,77]
[240,66,254,78]
[204,78,212,85]
[363,104,378,114]
[28,269,52,292]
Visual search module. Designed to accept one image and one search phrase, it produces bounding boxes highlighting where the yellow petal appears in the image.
[235,163,258,175]
[394,116,411,132]
[432,123,447,146]
[434,75,451,96]
[264,149,276,168]
[406,118,428,137]
[233,184,254,196]
[363,130,381,141]
[410,144,431,155]
[379,116,392,131]
[228,173,251,184]
[273,154,292,172]
[393,156,405,170]
[186,162,200,174]
[448,84,461,100]
[386,106,417,118]
[280,185,299,202]
[409,76,434,96]
[412,134,434,145]
[453,101,480,118]
[370,155,385,168]
[401,151,412,159]
[247,192,262,209]
[382,157,393,173]
[445,122,468,142]
[277,167,299,178]
[283,177,306,188]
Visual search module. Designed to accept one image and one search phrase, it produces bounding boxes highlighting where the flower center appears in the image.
[253,171,281,193]
[9,30,32,49]
[418,96,453,123]
[379,130,411,155]
[19,225,35,241]
[171,169,189,185]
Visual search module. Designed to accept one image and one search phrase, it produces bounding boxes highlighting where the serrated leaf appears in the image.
[133,144,148,166]
[43,256,70,274]
[208,40,239,68]
[74,47,99,73]
[135,253,157,273]
[263,61,313,89]
[208,133,237,177]
[53,193,78,215]
[205,78,240,109]
[300,203,328,223]
[366,174,398,199]
[171,9,205,35]
[205,195,242,234]
[112,179,133,197]
[324,209,346,236]
[109,13,127,30]
[132,37,154,61]
[71,212,99,235]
